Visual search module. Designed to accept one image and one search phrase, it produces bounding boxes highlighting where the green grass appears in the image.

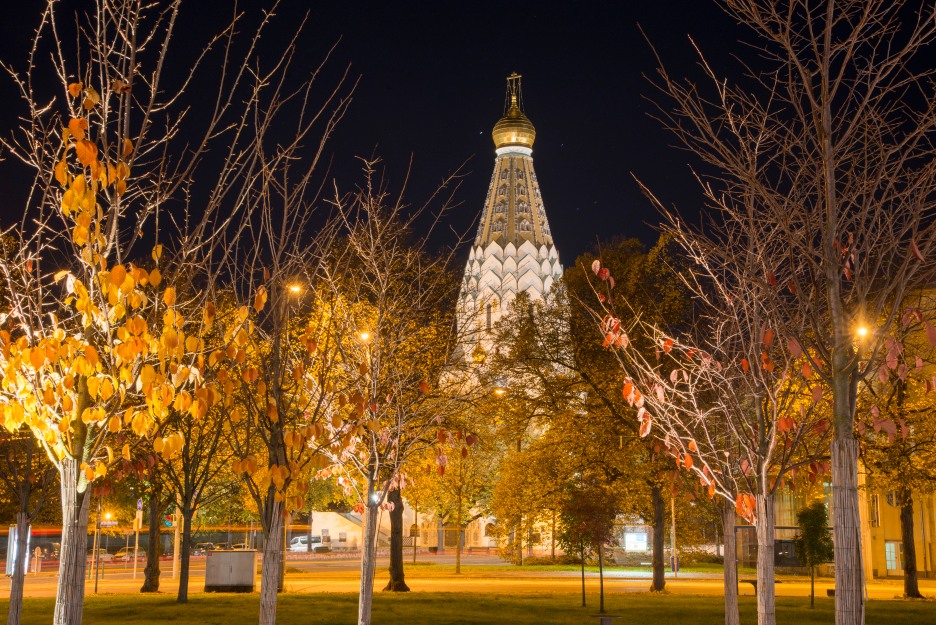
[4,593,932,625]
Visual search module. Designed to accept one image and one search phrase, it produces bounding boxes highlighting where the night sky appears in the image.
[0,1,747,265]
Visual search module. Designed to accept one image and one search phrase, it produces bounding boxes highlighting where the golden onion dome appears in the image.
[492,75,536,150]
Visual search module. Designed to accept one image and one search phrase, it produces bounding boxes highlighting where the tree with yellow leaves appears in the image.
[0,2,351,624]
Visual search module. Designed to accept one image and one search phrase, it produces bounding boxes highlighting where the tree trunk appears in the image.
[755,492,776,625]
[6,511,30,625]
[831,437,865,625]
[382,488,409,591]
[141,490,163,593]
[53,458,92,625]
[651,484,666,591]
[811,566,816,609]
[357,501,380,625]
[899,491,922,598]
[551,510,556,561]
[177,508,194,603]
[258,503,283,625]
[455,502,462,575]
[721,499,740,625]
[412,504,418,565]
[436,518,446,555]
[598,541,605,614]
[580,539,586,607]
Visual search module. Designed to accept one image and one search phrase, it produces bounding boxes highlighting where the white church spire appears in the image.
[458,74,563,358]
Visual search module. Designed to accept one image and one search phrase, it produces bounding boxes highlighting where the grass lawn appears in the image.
[4,593,932,624]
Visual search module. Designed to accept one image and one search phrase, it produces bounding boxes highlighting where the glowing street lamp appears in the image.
[358,331,372,343]
[856,326,869,338]
[288,283,303,295]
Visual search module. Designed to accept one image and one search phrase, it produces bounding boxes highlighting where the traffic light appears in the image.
[165,515,173,527]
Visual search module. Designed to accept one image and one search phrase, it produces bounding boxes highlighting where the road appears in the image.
[5,553,931,601]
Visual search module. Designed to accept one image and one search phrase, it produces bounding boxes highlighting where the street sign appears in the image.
[137,498,143,511]
[100,520,118,528]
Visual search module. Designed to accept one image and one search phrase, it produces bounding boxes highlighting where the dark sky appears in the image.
[0,1,746,265]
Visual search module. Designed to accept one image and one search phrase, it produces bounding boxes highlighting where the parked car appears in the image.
[231,543,249,550]
[87,548,114,562]
[289,535,330,553]
[192,542,215,556]
[213,542,233,551]
[113,548,144,561]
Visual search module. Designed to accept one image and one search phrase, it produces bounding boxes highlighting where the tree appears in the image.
[0,428,56,625]
[558,478,619,614]
[320,164,480,625]
[588,231,832,625]
[639,3,936,624]
[857,290,936,598]
[794,501,835,608]
[0,3,351,624]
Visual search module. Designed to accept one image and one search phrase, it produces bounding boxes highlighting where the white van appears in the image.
[289,535,330,553]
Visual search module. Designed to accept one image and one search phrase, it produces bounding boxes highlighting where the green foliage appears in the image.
[793,501,834,569]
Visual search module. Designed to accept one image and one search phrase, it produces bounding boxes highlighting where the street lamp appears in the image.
[358,330,372,343]
[856,326,869,338]
[288,283,303,295]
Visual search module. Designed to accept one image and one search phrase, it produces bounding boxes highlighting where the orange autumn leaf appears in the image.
[74,140,98,167]
[122,138,133,158]
[68,82,83,98]
[68,118,88,142]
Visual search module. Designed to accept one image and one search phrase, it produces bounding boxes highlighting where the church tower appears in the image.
[458,74,563,355]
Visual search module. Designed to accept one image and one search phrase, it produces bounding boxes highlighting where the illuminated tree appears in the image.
[638,3,936,623]
[857,290,936,598]
[0,2,350,624]
[320,164,481,625]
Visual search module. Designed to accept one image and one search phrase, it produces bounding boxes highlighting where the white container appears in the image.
[204,550,256,592]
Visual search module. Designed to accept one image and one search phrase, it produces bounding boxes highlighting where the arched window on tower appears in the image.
[517,200,528,213]
[516,184,525,196]
[518,218,532,233]
[500,170,508,180]
[491,220,505,234]
[516,169,525,181]
[494,201,506,214]
[498,184,507,196]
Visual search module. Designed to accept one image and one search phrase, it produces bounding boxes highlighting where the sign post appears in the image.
[134,498,143,579]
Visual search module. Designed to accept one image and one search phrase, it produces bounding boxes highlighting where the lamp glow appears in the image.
[856,326,869,338]
[288,284,303,294]
[358,331,371,342]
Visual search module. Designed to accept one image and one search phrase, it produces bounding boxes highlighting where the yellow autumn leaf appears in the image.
[67,82,83,98]
[122,138,133,158]
[94,461,107,478]
[105,446,114,464]
[54,160,68,186]
[153,437,165,453]
[122,443,131,461]
[152,244,163,263]
[86,376,100,399]
[115,179,127,196]
[163,287,176,307]
[149,268,162,287]
[108,415,121,433]
[99,377,115,401]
